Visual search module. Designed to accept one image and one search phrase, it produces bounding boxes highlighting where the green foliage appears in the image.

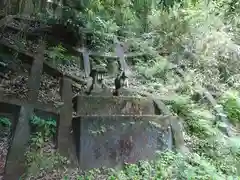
[169,95,192,116]
[26,147,68,175]
[192,137,240,176]
[220,90,240,125]
[168,94,218,138]
[46,44,71,66]
[25,116,68,178]
[136,57,169,80]
[0,116,11,128]
[29,132,47,149]
[18,0,240,179]
[30,115,56,139]
[223,97,240,124]
[25,137,69,178]
[74,151,228,179]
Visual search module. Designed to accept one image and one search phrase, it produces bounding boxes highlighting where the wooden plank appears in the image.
[58,76,77,165]
[4,42,45,179]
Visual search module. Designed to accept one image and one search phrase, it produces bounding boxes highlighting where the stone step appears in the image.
[72,95,155,115]
[71,115,173,170]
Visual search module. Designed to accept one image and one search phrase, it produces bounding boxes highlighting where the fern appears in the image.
[0,117,11,128]
[30,115,56,138]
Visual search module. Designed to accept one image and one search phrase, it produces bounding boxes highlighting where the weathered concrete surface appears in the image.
[107,60,119,76]
[72,115,172,170]
[4,105,33,179]
[153,99,188,153]
[0,101,58,125]
[0,103,20,128]
[170,117,189,154]
[58,76,77,166]
[4,42,45,180]
[0,92,58,113]
[153,99,172,115]
[74,96,155,115]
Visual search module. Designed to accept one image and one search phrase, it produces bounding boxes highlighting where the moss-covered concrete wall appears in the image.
[73,115,172,170]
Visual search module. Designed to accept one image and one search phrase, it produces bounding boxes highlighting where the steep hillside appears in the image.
[1,0,240,179]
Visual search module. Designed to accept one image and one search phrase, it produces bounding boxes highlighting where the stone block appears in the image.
[58,77,77,166]
[72,115,172,170]
[74,96,155,115]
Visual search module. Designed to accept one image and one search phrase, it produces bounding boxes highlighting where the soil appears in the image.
[0,64,62,107]
[1,64,29,100]
[24,141,85,180]
[1,31,39,53]
[0,127,11,177]
[38,73,61,107]
[57,63,85,80]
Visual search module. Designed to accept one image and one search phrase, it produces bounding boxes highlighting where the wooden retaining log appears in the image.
[4,41,45,180]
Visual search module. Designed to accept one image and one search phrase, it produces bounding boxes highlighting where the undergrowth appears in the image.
[24,115,69,179]
[14,0,240,179]
[220,90,240,125]
[23,105,240,179]
[0,117,11,128]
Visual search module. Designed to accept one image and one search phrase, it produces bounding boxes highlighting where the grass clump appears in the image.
[74,151,226,180]
[220,90,240,125]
